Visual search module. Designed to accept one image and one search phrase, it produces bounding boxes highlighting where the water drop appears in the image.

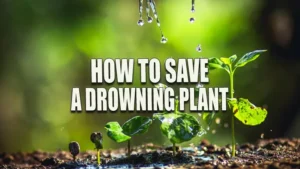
[149,0,166,43]
[147,16,153,23]
[137,19,144,26]
[145,0,152,23]
[191,0,195,13]
[191,8,195,13]
[190,17,195,23]
[196,83,204,88]
[260,133,264,139]
[206,126,210,131]
[196,44,202,52]
[161,36,168,44]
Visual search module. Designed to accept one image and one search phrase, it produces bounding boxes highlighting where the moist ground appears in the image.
[0,138,299,169]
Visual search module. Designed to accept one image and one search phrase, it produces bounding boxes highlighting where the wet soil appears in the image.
[0,138,299,168]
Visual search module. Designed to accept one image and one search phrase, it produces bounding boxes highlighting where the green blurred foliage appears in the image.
[0,0,299,152]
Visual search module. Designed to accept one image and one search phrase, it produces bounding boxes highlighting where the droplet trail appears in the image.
[138,0,144,26]
[190,0,196,23]
[191,0,195,13]
[149,0,167,43]
[146,0,153,23]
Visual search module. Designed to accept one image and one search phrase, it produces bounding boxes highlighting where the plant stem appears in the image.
[97,149,101,165]
[172,143,176,156]
[128,140,131,156]
[229,71,236,157]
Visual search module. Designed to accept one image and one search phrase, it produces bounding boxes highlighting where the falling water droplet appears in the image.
[137,19,144,26]
[190,17,195,23]
[138,0,144,26]
[206,126,210,131]
[260,133,264,139]
[145,0,153,23]
[196,44,202,52]
[190,0,196,22]
[191,0,195,13]
[148,16,153,23]
[161,36,168,44]
[149,0,167,43]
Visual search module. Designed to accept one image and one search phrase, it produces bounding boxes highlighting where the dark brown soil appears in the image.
[0,138,299,169]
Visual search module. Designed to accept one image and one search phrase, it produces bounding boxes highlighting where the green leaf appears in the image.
[228,98,267,126]
[234,50,266,68]
[122,116,152,136]
[208,58,230,73]
[154,112,201,144]
[201,112,215,126]
[220,57,231,65]
[105,122,131,143]
[229,55,237,63]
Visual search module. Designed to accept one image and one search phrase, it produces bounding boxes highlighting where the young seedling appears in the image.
[105,116,152,156]
[90,132,103,165]
[153,93,201,156]
[68,141,80,161]
[208,50,268,157]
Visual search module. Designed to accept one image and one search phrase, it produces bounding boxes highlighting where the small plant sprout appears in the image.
[90,132,103,165]
[154,92,201,156]
[208,50,268,157]
[68,141,80,161]
[105,116,152,156]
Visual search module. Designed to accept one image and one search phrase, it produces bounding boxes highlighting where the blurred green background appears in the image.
[0,0,300,152]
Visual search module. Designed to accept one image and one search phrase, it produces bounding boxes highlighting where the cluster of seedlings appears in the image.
[68,50,268,165]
